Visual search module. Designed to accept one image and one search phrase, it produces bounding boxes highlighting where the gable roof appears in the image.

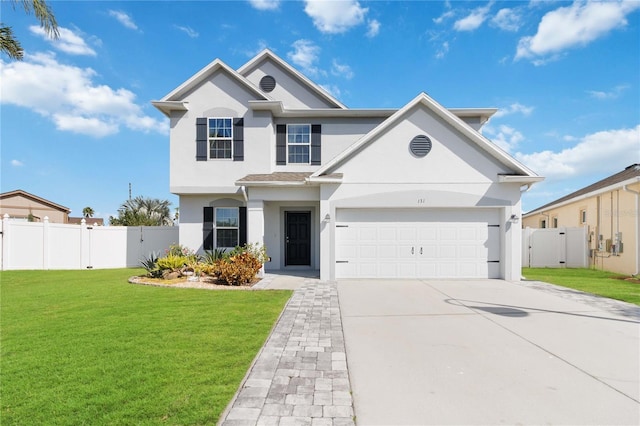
[312,92,543,182]
[0,189,70,213]
[237,49,346,110]
[152,58,271,117]
[524,164,640,216]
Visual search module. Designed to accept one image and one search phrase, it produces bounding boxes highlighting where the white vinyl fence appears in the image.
[522,227,588,268]
[0,215,179,270]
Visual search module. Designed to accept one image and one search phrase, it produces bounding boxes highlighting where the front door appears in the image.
[285,211,311,266]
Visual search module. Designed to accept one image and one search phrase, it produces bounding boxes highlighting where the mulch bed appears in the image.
[128,275,260,290]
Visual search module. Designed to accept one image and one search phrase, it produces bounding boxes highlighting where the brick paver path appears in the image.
[220,280,355,426]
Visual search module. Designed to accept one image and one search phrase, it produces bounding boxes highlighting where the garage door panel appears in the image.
[335,209,501,279]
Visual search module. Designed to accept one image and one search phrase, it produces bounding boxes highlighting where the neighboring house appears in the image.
[523,164,640,276]
[152,49,542,281]
[0,189,70,223]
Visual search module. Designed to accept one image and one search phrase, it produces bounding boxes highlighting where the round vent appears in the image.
[259,75,276,92]
[410,135,432,157]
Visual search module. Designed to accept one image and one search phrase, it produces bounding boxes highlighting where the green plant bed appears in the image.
[522,267,640,306]
[0,269,292,425]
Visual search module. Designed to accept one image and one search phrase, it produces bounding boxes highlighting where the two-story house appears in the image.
[153,50,542,281]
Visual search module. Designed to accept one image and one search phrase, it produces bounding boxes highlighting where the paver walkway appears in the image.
[219,279,355,426]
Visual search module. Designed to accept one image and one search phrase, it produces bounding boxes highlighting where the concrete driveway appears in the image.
[338,279,640,425]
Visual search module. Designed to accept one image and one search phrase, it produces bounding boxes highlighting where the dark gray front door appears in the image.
[285,211,311,266]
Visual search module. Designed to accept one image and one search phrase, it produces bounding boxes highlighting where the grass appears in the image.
[0,269,292,425]
[522,267,640,306]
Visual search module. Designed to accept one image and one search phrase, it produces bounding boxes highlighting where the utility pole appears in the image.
[129,183,132,200]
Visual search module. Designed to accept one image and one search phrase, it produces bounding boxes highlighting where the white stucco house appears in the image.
[152,50,543,281]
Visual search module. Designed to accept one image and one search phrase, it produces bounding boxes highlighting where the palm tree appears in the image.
[109,196,173,226]
[82,207,94,218]
[1,0,59,60]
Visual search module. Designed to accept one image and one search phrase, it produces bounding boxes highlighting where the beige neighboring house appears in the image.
[0,189,71,223]
[522,164,640,276]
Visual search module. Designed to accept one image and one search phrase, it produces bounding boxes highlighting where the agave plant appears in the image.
[140,251,162,277]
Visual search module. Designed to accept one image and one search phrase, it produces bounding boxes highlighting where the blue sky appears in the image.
[1,0,639,222]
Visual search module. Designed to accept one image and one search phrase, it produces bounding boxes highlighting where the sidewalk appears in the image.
[219,278,355,425]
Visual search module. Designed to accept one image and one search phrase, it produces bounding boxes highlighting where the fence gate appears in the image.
[522,227,588,268]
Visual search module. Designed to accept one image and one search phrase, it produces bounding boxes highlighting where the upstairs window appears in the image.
[580,209,587,224]
[287,124,311,164]
[209,118,233,159]
[540,219,547,229]
[552,217,558,228]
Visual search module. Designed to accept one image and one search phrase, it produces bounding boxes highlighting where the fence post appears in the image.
[43,216,50,270]
[80,218,91,269]
[1,214,9,270]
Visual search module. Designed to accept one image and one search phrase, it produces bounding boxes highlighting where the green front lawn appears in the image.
[522,267,640,306]
[0,269,291,425]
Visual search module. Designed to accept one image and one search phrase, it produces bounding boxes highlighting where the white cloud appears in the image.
[11,160,24,167]
[515,125,640,179]
[493,102,534,118]
[320,84,341,99]
[331,59,354,79]
[304,0,368,34]
[174,25,199,38]
[516,1,640,62]
[454,2,493,31]
[29,26,96,56]
[484,124,524,152]
[248,0,280,10]
[108,10,139,31]
[587,84,630,100]
[433,10,455,25]
[366,19,380,38]
[287,39,322,77]
[491,8,522,32]
[0,52,167,138]
[435,41,450,59]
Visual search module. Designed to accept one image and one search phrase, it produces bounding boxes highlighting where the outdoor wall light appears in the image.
[510,214,520,224]
[324,213,331,222]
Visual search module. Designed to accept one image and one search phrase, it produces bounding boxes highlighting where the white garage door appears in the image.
[335,209,501,279]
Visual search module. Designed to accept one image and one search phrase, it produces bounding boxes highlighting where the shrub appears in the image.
[202,248,227,265]
[216,252,262,286]
[166,244,200,264]
[140,251,162,278]
[157,254,188,272]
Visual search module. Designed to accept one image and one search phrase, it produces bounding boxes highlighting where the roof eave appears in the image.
[248,100,395,118]
[498,175,545,184]
[151,100,189,117]
[234,181,309,187]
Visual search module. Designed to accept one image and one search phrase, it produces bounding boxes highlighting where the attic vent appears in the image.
[260,75,276,92]
[410,135,432,157]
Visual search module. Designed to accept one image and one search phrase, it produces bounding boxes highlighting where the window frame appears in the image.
[552,217,558,228]
[286,123,311,164]
[208,117,233,160]
[580,209,587,224]
[214,207,239,248]
[540,219,547,229]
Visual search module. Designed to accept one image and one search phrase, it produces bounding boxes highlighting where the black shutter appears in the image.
[233,118,244,161]
[203,207,214,250]
[276,124,286,165]
[311,124,321,165]
[239,207,247,246]
[196,118,208,161]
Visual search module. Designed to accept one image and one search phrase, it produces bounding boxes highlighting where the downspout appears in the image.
[623,184,640,276]
[240,185,249,204]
